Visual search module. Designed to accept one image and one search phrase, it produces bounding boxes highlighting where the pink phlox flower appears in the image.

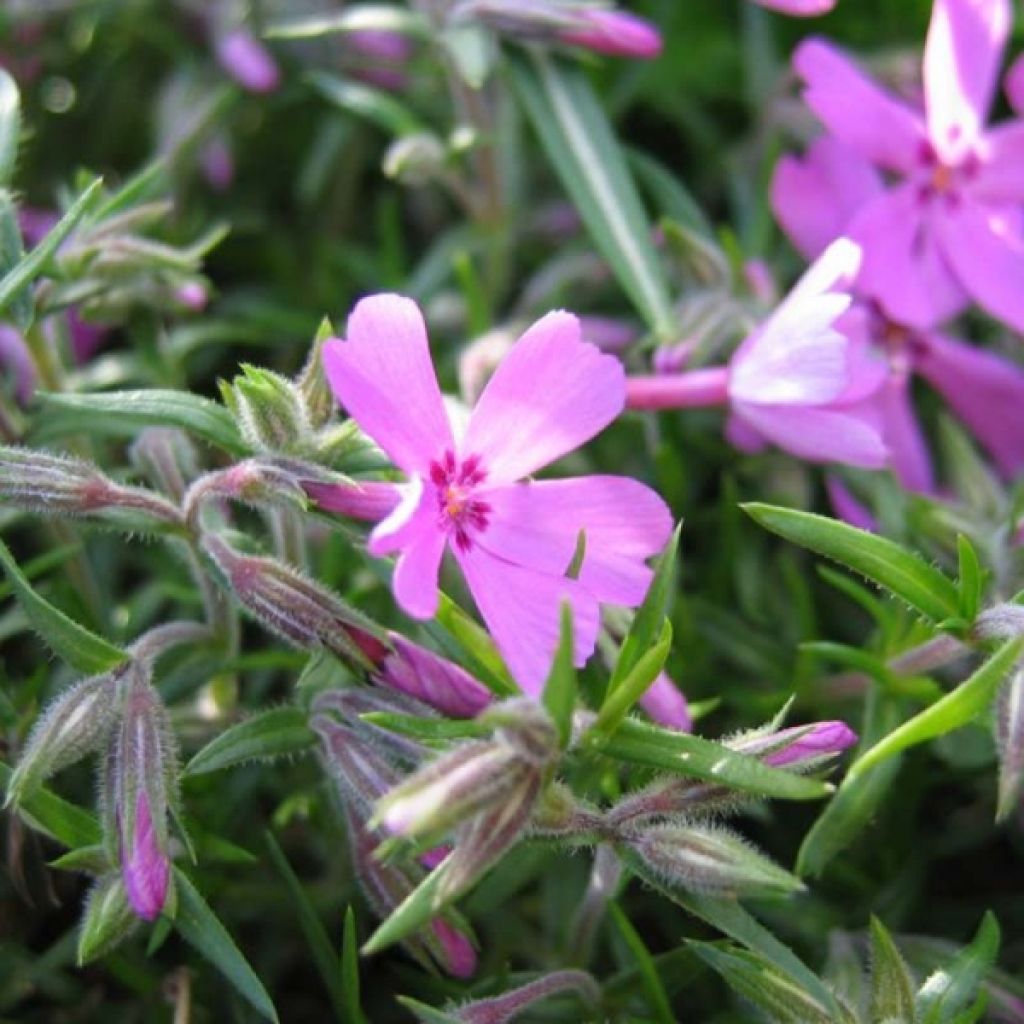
[783,0,1024,332]
[725,238,890,468]
[323,294,672,696]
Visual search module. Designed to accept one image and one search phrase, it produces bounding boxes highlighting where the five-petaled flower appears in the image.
[322,295,672,696]
[779,0,1024,332]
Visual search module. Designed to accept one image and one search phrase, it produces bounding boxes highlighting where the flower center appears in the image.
[428,451,490,551]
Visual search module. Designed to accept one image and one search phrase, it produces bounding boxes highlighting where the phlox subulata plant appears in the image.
[1,1,1024,1021]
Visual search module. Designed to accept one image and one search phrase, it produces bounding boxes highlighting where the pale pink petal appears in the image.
[462,312,624,485]
[795,39,926,172]
[368,477,430,555]
[915,331,1024,476]
[880,367,935,492]
[725,412,769,453]
[974,122,1024,203]
[392,530,447,619]
[638,672,692,732]
[848,187,967,329]
[454,545,600,698]
[1007,53,1024,114]
[734,401,888,468]
[771,137,883,258]
[836,308,889,402]
[924,0,1011,162]
[476,476,672,607]
[752,0,835,13]
[323,295,454,475]
[937,199,1024,332]
[825,476,877,531]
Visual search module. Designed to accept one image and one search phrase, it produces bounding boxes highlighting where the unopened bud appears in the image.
[129,428,199,504]
[628,824,803,898]
[215,29,280,93]
[376,634,492,718]
[732,721,858,770]
[442,970,600,1024]
[102,669,176,921]
[383,134,447,187]
[995,667,1024,822]
[7,671,121,808]
[528,780,603,838]
[554,7,662,58]
[77,873,139,965]
[303,478,401,522]
[296,320,336,429]
[458,328,515,404]
[202,533,389,668]
[183,459,308,529]
[0,324,36,405]
[638,672,692,732]
[974,604,1024,642]
[174,281,208,311]
[221,365,311,454]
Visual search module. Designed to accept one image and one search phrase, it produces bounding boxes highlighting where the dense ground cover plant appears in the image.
[2,0,1024,1020]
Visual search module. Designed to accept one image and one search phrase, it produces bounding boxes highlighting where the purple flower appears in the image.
[638,671,692,732]
[555,9,662,60]
[122,792,170,921]
[751,0,836,13]
[758,721,858,767]
[782,0,1024,331]
[215,30,281,94]
[323,295,672,696]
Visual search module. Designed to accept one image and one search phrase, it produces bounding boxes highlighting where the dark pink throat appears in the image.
[428,451,491,551]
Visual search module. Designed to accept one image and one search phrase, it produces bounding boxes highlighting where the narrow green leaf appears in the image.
[265,5,427,40]
[0,538,126,674]
[394,997,462,1024]
[598,718,832,801]
[0,177,103,315]
[594,618,673,737]
[184,707,315,776]
[848,637,1024,781]
[359,711,488,743]
[627,148,711,238]
[264,831,348,1021]
[870,917,916,1023]
[362,861,447,955]
[802,642,941,701]
[956,535,983,624]
[508,52,675,337]
[743,503,960,622]
[0,68,20,186]
[173,870,279,1023]
[77,874,138,965]
[34,389,247,454]
[309,71,426,136]
[434,592,518,697]
[608,903,675,1024]
[342,907,367,1024]
[917,912,1000,1024]
[542,602,576,749]
[0,761,102,848]
[611,523,681,689]
[0,191,31,331]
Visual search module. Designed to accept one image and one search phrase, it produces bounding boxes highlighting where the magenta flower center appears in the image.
[914,140,979,207]
[429,451,490,551]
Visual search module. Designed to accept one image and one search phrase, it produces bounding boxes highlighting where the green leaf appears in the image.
[917,912,1000,1024]
[173,870,279,1023]
[264,831,348,1021]
[743,504,960,623]
[0,761,102,848]
[0,68,20,186]
[797,694,903,878]
[265,4,427,40]
[0,191,31,331]
[608,903,676,1024]
[359,711,488,743]
[598,718,832,801]
[0,538,126,674]
[33,390,247,454]
[394,997,462,1024]
[308,71,426,136]
[0,176,103,316]
[434,592,518,697]
[362,860,447,955]
[848,637,1024,781]
[342,907,367,1024]
[870,917,916,1024]
[77,874,139,965]
[441,24,497,89]
[611,523,681,689]
[542,602,576,749]
[184,707,315,776]
[627,148,711,238]
[593,618,673,737]
[956,535,983,623]
[508,52,675,338]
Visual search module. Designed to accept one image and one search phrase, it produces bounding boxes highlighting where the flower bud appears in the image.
[447,970,600,1024]
[102,669,176,921]
[183,459,309,529]
[0,324,36,405]
[383,134,447,187]
[458,328,516,404]
[295,322,336,429]
[215,29,280,93]
[7,671,121,809]
[221,365,311,454]
[555,8,662,59]
[376,634,493,718]
[77,873,139,965]
[995,667,1024,822]
[174,281,208,311]
[638,672,692,732]
[303,478,401,522]
[628,824,804,898]
[129,428,199,504]
[202,533,389,668]
[739,721,858,770]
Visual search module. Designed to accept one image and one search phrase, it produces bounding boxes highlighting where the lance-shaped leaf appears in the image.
[870,917,916,1023]
[597,718,833,801]
[848,637,1024,781]
[342,907,368,1024]
[0,538,126,674]
[509,51,675,339]
[0,176,103,316]
[0,760,102,848]
[434,592,517,697]
[542,603,576,749]
[77,874,139,965]
[743,504,960,623]
[309,71,426,136]
[33,390,247,455]
[0,191,31,331]
[184,707,315,776]
[608,904,675,1024]
[917,912,1000,1024]
[593,618,673,737]
[957,535,984,624]
[173,870,279,1023]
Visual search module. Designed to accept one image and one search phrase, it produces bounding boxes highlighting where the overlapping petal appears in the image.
[879,366,935,492]
[324,294,454,475]
[974,122,1024,202]
[462,312,624,485]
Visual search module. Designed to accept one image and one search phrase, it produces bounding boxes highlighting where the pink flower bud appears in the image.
[215,30,281,93]
[455,971,600,1023]
[430,919,478,979]
[67,310,108,363]
[122,792,170,921]
[0,324,37,405]
[742,721,858,768]
[175,281,208,312]
[556,9,662,59]
[303,479,401,522]
[638,671,692,732]
[201,136,235,191]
